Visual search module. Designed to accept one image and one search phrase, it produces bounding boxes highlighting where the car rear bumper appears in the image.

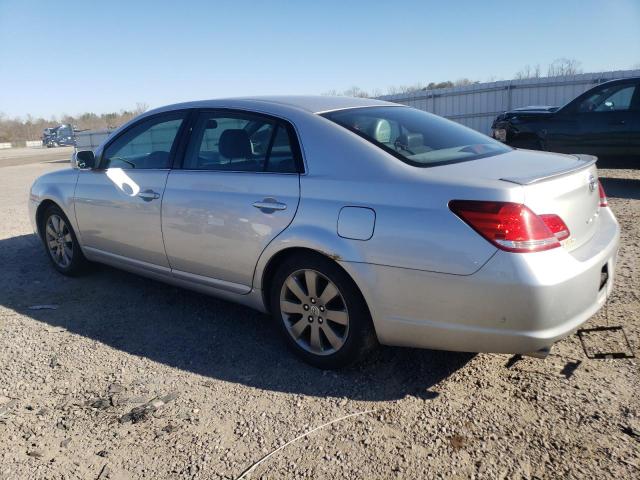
[343,207,619,354]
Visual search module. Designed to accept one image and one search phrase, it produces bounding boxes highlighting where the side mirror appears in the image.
[75,150,96,169]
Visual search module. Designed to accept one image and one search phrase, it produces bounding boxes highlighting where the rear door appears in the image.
[162,109,301,292]
[75,111,188,268]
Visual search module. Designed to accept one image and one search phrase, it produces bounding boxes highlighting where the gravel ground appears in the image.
[0,159,638,479]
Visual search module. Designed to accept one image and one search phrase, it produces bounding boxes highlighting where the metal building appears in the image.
[377,69,640,134]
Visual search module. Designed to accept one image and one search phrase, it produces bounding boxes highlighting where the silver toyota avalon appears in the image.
[29,96,619,368]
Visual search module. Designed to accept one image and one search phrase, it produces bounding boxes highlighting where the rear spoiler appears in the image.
[500,154,597,185]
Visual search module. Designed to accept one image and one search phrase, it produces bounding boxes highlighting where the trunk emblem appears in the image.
[588,174,597,193]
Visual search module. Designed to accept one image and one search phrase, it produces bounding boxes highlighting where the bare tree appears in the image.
[135,102,149,114]
[454,78,477,87]
[514,64,541,80]
[547,58,582,77]
[343,86,370,98]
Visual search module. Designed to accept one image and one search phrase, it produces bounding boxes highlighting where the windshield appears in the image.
[322,106,510,167]
[58,126,72,137]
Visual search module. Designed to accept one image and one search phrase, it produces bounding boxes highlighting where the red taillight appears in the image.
[449,200,566,253]
[539,214,570,241]
[598,181,608,207]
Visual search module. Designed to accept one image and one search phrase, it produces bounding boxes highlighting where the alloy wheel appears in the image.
[279,269,350,356]
[45,214,73,268]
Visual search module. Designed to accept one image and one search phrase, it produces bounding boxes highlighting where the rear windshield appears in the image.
[322,106,511,167]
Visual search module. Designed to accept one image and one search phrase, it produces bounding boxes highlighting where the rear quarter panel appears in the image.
[252,111,524,280]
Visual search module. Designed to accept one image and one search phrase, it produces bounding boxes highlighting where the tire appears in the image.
[40,204,89,276]
[270,252,377,369]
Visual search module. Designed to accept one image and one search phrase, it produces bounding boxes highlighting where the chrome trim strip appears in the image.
[83,247,171,275]
[171,269,250,294]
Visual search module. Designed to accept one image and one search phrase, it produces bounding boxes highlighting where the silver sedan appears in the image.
[29,96,620,368]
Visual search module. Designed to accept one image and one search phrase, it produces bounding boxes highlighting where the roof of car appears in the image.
[233,95,398,113]
[153,95,400,115]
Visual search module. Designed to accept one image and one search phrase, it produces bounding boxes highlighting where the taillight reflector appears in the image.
[598,181,608,207]
[449,200,565,253]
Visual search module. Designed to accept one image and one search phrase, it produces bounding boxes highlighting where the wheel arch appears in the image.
[258,246,374,334]
[35,199,62,239]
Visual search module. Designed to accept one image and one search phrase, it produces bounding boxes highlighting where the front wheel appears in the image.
[40,205,89,276]
[270,253,377,369]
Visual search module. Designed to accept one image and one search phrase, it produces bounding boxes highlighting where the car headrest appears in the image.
[368,119,392,143]
[219,129,251,159]
[398,132,424,150]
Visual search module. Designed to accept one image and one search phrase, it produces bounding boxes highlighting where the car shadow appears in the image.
[0,233,473,401]
[600,177,640,201]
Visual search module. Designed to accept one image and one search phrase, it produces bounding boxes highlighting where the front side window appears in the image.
[323,106,510,167]
[102,112,186,169]
[578,84,636,112]
[183,111,299,173]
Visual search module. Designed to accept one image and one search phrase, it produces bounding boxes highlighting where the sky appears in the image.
[0,0,639,119]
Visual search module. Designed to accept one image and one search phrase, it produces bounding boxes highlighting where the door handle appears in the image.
[609,119,626,125]
[138,190,161,201]
[252,199,287,212]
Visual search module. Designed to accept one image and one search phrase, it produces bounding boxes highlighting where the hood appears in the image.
[494,105,559,122]
[513,105,559,113]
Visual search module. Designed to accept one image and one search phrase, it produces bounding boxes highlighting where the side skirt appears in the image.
[83,247,267,312]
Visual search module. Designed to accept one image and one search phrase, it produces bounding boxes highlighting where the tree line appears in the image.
[0,103,148,145]
[325,58,586,98]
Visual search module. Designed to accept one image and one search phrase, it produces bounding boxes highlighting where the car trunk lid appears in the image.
[513,156,600,252]
[427,149,601,252]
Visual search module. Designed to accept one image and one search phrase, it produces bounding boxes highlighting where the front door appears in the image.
[75,111,188,268]
[162,110,302,292]
[569,82,638,155]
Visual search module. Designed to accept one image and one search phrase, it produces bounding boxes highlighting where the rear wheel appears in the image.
[40,205,88,276]
[270,253,377,369]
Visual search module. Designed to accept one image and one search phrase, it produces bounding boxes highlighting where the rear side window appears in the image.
[102,112,186,169]
[322,106,510,167]
[183,111,299,173]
